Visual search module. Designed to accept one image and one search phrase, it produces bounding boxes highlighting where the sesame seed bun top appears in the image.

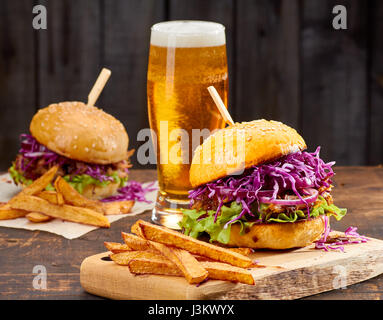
[30,101,129,164]
[189,119,306,187]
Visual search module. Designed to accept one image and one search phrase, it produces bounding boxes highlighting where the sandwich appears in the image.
[9,101,133,200]
[179,119,347,249]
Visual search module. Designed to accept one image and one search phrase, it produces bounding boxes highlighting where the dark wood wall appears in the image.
[0,0,382,171]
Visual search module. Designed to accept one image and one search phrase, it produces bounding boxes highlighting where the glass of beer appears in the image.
[147,21,228,229]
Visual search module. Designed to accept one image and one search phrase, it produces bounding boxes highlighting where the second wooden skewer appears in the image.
[207,86,235,126]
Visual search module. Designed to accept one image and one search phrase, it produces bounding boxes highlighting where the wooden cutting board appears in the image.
[80,236,383,300]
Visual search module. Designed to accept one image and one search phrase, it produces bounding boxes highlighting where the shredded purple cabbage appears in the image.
[315,216,369,252]
[189,147,334,226]
[101,181,157,203]
[16,134,128,182]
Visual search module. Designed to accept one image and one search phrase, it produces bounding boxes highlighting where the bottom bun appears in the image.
[82,182,120,200]
[228,216,326,249]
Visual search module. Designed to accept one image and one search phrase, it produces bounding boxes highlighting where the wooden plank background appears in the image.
[0,0,382,170]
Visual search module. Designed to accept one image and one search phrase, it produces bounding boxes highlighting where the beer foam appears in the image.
[150,21,225,48]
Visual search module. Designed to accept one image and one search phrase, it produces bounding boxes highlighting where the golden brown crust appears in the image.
[189,119,306,188]
[227,216,325,249]
[30,101,129,164]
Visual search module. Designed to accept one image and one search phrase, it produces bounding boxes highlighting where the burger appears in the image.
[9,101,134,200]
[179,119,347,249]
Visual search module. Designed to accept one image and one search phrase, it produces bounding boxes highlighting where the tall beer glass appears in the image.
[147,21,228,228]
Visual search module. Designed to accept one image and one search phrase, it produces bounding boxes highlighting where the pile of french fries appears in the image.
[104,219,258,285]
[0,166,134,227]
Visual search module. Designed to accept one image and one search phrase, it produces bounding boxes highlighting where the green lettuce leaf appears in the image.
[180,201,255,245]
[8,164,128,194]
[268,211,299,223]
[9,164,33,186]
[62,173,128,194]
[311,196,347,221]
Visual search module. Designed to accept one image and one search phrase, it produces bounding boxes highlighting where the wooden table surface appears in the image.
[0,167,382,300]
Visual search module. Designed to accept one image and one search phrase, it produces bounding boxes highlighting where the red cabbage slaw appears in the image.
[315,216,369,252]
[17,134,125,182]
[101,181,157,203]
[189,147,334,227]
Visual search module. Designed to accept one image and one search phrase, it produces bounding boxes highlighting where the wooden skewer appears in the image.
[207,86,235,126]
[87,68,112,107]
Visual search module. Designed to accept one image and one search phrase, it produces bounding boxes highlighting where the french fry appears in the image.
[110,225,256,285]
[128,258,183,277]
[200,261,254,285]
[32,191,63,221]
[112,250,184,276]
[119,234,229,263]
[126,256,255,285]
[131,221,145,238]
[103,200,134,215]
[26,212,52,223]
[37,191,62,204]
[0,204,27,220]
[9,195,110,228]
[193,254,216,262]
[20,166,58,196]
[54,177,104,214]
[194,253,262,268]
[121,232,209,284]
[56,192,64,205]
[110,250,164,265]
[193,251,255,262]
[128,227,254,258]
[0,167,58,221]
[104,242,132,253]
[229,248,253,257]
[135,220,253,268]
[149,241,208,284]
[121,232,150,251]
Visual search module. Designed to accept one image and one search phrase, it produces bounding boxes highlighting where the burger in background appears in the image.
[180,119,347,249]
[9,101,134,200]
